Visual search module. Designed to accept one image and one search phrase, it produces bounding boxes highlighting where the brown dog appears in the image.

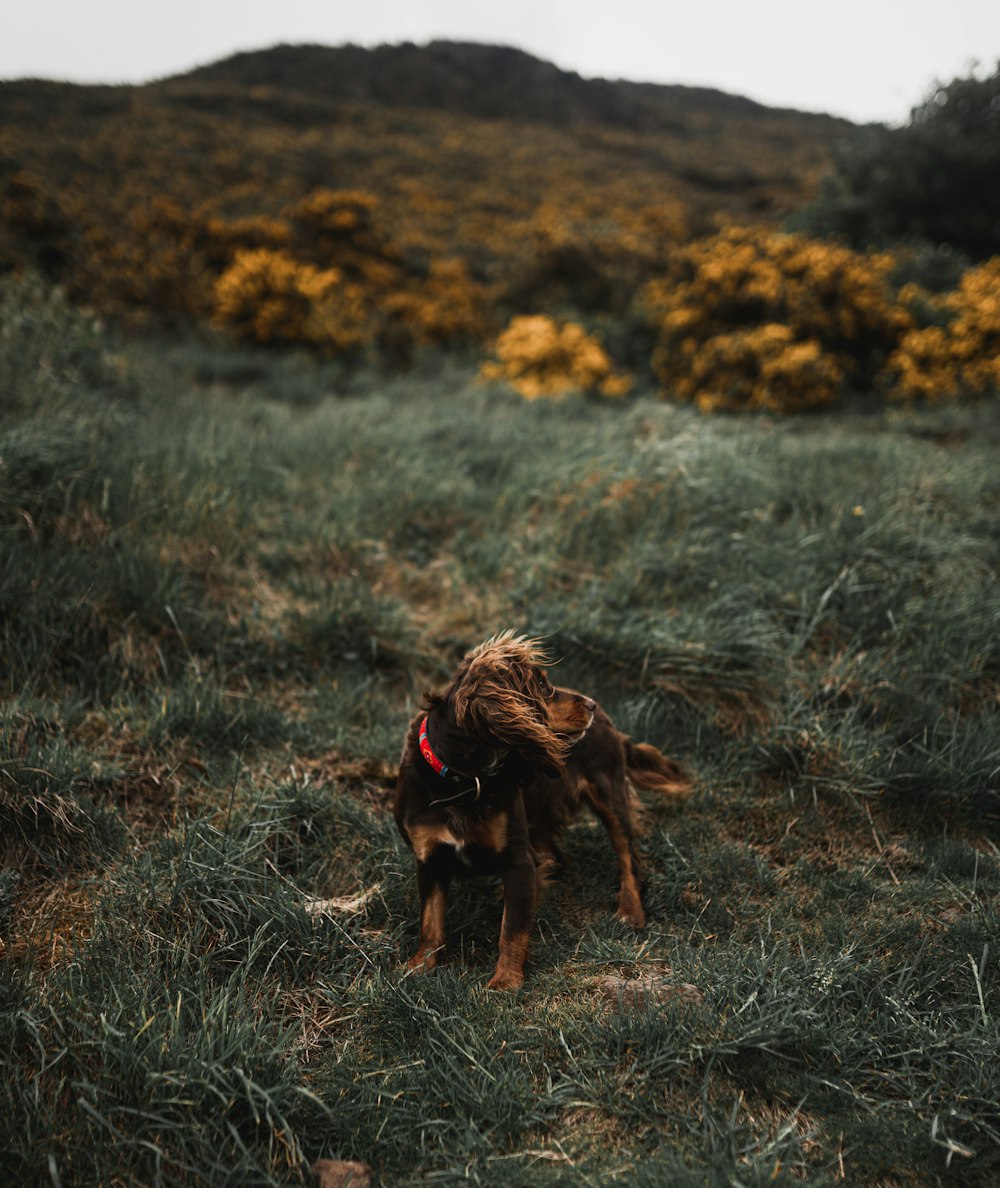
[527,692,688,929]
[393,632,685,989]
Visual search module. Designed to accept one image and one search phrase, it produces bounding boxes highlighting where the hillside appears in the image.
[169,40,831,127]
[0,41,851,338]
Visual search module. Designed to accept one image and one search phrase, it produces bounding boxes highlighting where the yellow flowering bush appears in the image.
[199,213,291,264]
[73,198,303,325]
[212,248,369,353]
[682,324,845,413]
[645,226,912,411]
[380,258,492,350]
[480,315,632,399]
[287,188,378,234]
[882,259,1000,401]
[284,188,401,283]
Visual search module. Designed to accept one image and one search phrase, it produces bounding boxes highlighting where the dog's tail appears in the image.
[623,738,689,799]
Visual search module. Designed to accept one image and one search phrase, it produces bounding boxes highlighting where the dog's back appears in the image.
[561,702,687,801]
[524,698,688,928]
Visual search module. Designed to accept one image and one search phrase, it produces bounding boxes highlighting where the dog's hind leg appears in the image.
[582,774,646,928]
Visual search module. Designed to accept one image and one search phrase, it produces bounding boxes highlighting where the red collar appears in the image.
[419,715,482,803]
[418,715,452,779]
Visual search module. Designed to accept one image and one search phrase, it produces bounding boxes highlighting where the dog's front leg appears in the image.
[487,847,536,991]
[407,855,453,972]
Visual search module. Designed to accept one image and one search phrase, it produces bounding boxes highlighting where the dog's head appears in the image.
[433,632,594,776]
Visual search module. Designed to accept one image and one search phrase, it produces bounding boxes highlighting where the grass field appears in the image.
[2,277,999,1186]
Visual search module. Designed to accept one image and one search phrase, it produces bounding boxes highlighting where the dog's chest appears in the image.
[409,811,509,864]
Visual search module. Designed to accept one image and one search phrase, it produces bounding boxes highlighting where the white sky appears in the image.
[3,0,999,124]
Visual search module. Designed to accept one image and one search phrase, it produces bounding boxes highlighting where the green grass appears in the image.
[1,276,999,1186]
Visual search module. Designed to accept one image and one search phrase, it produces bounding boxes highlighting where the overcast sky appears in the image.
[4,0,999,124]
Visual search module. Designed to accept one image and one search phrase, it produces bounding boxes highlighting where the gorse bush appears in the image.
[884,258,1000,401]
[0,53,843,347]
[480,314,632,399]
[209,191,492,358]
[380,257,493,355]
[213,247,370,353]
[5,55,1000,411]
[284,188,386,260]
[643,226,912,411]
[667,322,845,414]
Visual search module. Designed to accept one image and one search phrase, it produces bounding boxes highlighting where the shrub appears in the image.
[882,258,1000,401]
[213,198,493,358]
[480,314,632,399]
[198,211,292,265]
[212,247,369,353]
[73,196,218,324]
[668,322,845,414]
[283,188,403,291]
[380,257,493,353]
[285,187,380,251]
[795,64,1000,261]
[0,164,71,276]
[645,226,911,410]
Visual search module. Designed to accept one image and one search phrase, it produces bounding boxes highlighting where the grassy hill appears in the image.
[1,266,999,1187]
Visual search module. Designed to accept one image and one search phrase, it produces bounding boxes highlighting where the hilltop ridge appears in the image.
[162,40,848,130]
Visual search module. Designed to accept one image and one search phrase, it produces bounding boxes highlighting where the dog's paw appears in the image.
[615,904,647,929]
[406,947,439,972]
[487,967,524,991]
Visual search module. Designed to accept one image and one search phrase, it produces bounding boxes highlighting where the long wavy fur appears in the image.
[443,632,569,769]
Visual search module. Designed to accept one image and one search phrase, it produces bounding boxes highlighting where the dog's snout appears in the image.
[584,696,596,713]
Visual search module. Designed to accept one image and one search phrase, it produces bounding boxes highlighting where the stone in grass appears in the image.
[311,1159,373,1188]
[598,968,702,1013]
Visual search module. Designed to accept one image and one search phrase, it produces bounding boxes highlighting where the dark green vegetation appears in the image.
[796,63,1000,270]
[2,277,999,1186]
